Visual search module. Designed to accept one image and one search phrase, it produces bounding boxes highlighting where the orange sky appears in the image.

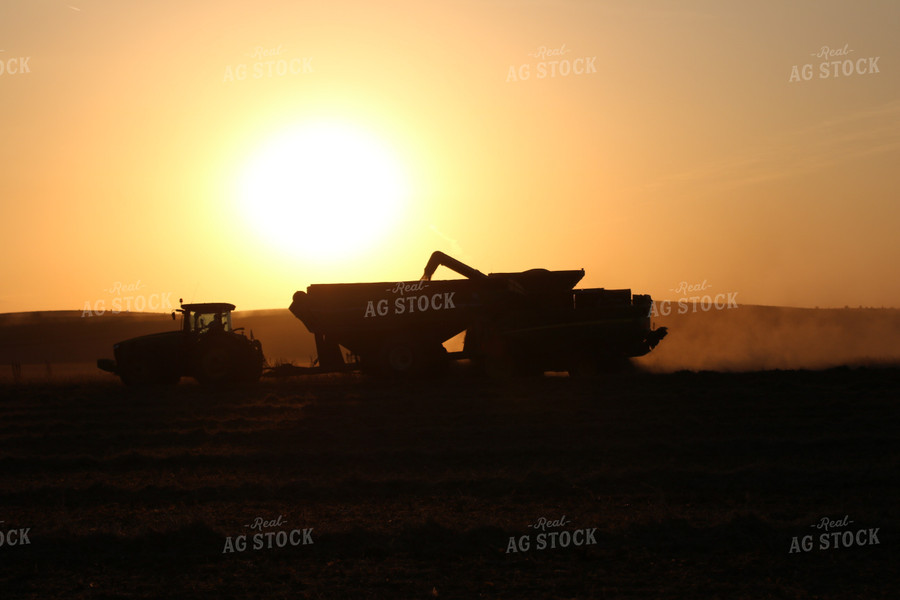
[1,0,898,313]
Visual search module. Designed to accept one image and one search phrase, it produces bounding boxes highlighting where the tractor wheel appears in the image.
[195,343,237,385]
[120,358,179,386]
[235,340,264,383]
[119,359,156,387]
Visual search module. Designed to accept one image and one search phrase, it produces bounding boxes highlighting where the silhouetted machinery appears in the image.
[97,302,265,386]
[289,251,667,377]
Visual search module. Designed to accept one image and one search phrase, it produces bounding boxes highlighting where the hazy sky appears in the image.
[1,0,898,313]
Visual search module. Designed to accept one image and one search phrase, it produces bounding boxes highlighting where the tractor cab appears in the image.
[179,302,236,335]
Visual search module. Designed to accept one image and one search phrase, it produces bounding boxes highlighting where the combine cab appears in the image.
[289,251,667,377]
[97,302,265,386]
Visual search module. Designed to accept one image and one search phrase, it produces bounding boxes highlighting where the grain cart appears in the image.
[97,302,265,386]
[289,251,667,377]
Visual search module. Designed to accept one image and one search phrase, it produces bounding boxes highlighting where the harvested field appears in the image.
[1,367,897,598]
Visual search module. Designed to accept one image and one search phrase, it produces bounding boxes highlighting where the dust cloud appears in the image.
[637,304,900,372]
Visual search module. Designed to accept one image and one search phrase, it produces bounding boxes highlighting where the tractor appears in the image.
[97,302,265,386]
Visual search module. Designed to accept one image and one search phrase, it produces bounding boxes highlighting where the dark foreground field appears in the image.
[1,367,898,599]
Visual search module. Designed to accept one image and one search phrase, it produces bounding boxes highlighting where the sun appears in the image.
[237,121,410,261]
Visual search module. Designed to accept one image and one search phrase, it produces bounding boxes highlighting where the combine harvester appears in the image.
[287,251,667,377]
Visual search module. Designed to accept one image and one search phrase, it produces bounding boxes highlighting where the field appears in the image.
[1,365,898,598]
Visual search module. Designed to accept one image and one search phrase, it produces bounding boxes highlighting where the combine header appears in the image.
[288,251,667,377]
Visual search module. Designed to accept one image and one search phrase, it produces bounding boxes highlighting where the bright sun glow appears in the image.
[237,122,410,261]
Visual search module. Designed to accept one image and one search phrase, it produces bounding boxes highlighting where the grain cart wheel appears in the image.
[475,327,521,379]
[376,336,446,378]
[160,373,181,385]
[601,356,636,374]
[377,337,418,377]
[567,357,600,379]
[480,347,516,379]
[386,343,416,373]
[424,343,450,377]
[569,354,633,377]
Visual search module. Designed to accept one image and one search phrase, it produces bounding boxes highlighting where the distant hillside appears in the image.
[1,305,899,380]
